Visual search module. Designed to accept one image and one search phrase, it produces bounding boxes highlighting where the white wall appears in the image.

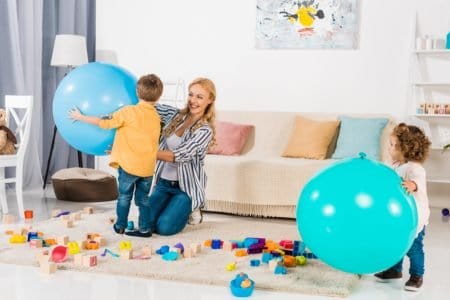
[95,0,448,117]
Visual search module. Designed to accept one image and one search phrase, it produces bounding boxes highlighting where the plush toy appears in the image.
[0,109,17,155]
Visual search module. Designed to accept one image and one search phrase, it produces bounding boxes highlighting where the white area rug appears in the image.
[0,211,358,297]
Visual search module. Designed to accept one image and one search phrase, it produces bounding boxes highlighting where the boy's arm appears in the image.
[155,103,179,125]
[69,108,101,126]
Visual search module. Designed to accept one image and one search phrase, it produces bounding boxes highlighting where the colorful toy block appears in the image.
[156,245,170,255]
[119,240,132,251]
[226,262,236,271]
[71,212,81,221]
[250,259,260,267]
[83,207,94,214]
[51,245,68,263]
[274,265,287,275]
[120,250,133,260]
[183,247,194,258]
[222,241,234,251]
[296,255,307,266]
[63,220,73,228]
[27,232,39,242]
[203,239,212,247]
[283,255,296,268]
[57,235,69,245]
[190,243,202,254]
[85,240,99,250]
[162,251,179,261]
[40,262,57,274]
[2,214,15,224]
[173,242,184,254]
[30,239,43,248]
[235,249,248,257]
[82,255,97,267]
[68,241,80,255]
[211,239,222,249]
[140,245,152,256]
[262,252,273,264]
[9,234,26,244]
[73,253,84,265]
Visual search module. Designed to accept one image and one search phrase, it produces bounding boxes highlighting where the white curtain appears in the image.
[0,0,96,190]
[0,0,44,190]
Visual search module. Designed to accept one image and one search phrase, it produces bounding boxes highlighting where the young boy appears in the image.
[69,74,163,237]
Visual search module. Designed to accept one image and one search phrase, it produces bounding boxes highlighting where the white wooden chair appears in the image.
[160,79,186,108]
[0,95,33,218]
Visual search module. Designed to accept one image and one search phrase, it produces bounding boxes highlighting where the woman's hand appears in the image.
[157,150,175,162]
[402,180,417,193]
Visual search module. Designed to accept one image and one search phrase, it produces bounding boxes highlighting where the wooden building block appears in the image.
[2,214,15,224]
[183,247,195,258]
[141,245,152,256]
[73,253,84,265]
[57,235,69,245]
[83,207,94,214]
[63,220,73,228]
[82,255,97,267]
[30,239,43,248]
[71,212,81,220]
[120,250,133,260]
[40,262,57,274]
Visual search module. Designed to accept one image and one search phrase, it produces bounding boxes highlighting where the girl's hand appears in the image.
[402,180,417,193]
[69,107,83,121]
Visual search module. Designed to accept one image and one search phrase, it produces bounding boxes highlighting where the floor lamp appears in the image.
[43,34,88,189]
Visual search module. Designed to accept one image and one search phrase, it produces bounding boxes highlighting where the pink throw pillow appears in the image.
[208,121,253,155]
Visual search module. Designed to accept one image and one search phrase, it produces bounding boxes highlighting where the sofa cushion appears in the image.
[208,121,254,155]
[332,116,389,160]
[282,116,340,159]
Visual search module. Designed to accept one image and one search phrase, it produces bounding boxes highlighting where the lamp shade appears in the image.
[50,34,88,67]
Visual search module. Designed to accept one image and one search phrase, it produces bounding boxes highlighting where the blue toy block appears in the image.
[27,232,38,242]
[250,259,260,267]
[274,265,287,275]
[156,245,170,255]
[262,252,273,264]
[211,239,222,249]
[162,251,179,261]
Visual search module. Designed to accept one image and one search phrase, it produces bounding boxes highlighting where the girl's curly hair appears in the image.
[392,123,431,163]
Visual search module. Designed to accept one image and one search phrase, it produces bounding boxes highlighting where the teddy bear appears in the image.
[0,109,17,155]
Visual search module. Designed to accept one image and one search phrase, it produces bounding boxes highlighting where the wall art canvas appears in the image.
[256,0,359,49]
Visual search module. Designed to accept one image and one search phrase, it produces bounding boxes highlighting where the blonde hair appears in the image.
[162,78,216,147]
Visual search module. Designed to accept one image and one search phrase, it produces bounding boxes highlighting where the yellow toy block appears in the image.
[67,241,81,255]
[119,240,132,251]
[9,234,26,244]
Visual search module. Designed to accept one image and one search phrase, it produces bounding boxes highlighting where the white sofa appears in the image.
[204,111,395,219]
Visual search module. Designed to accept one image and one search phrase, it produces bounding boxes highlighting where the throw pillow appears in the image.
[282,116,341,160]
[208,121,254,155]
[331,116,389,160]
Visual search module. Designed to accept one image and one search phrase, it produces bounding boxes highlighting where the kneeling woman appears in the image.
[127,78,216,237]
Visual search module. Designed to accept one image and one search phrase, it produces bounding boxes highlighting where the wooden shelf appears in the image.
[413,114,450,118]
[414,49,450,55]
[413,82,450,87]
[428,177,450,184]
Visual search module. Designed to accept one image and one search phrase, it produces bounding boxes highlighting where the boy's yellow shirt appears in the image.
[99,101,161,177]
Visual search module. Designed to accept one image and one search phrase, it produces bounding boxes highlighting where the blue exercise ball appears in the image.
[296,153,418,274]
[53,62,138,156]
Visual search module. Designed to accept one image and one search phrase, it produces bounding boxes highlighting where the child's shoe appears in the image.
[374,269,402,282]
[113,224,125,235]
[404,275,423,291]
[125,230,152,238]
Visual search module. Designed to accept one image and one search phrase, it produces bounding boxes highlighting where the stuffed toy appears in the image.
[0,109,17,155]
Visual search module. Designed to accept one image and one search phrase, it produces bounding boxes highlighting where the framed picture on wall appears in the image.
[256,0,359,49]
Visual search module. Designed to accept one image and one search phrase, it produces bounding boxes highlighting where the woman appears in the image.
[126,77,216,237]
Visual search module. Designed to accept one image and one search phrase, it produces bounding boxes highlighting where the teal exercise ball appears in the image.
[53,62,138,156]
[296,153,418,274]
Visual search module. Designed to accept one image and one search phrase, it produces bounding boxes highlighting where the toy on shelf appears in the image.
[101,248,120,258]
[230,272,255,298]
